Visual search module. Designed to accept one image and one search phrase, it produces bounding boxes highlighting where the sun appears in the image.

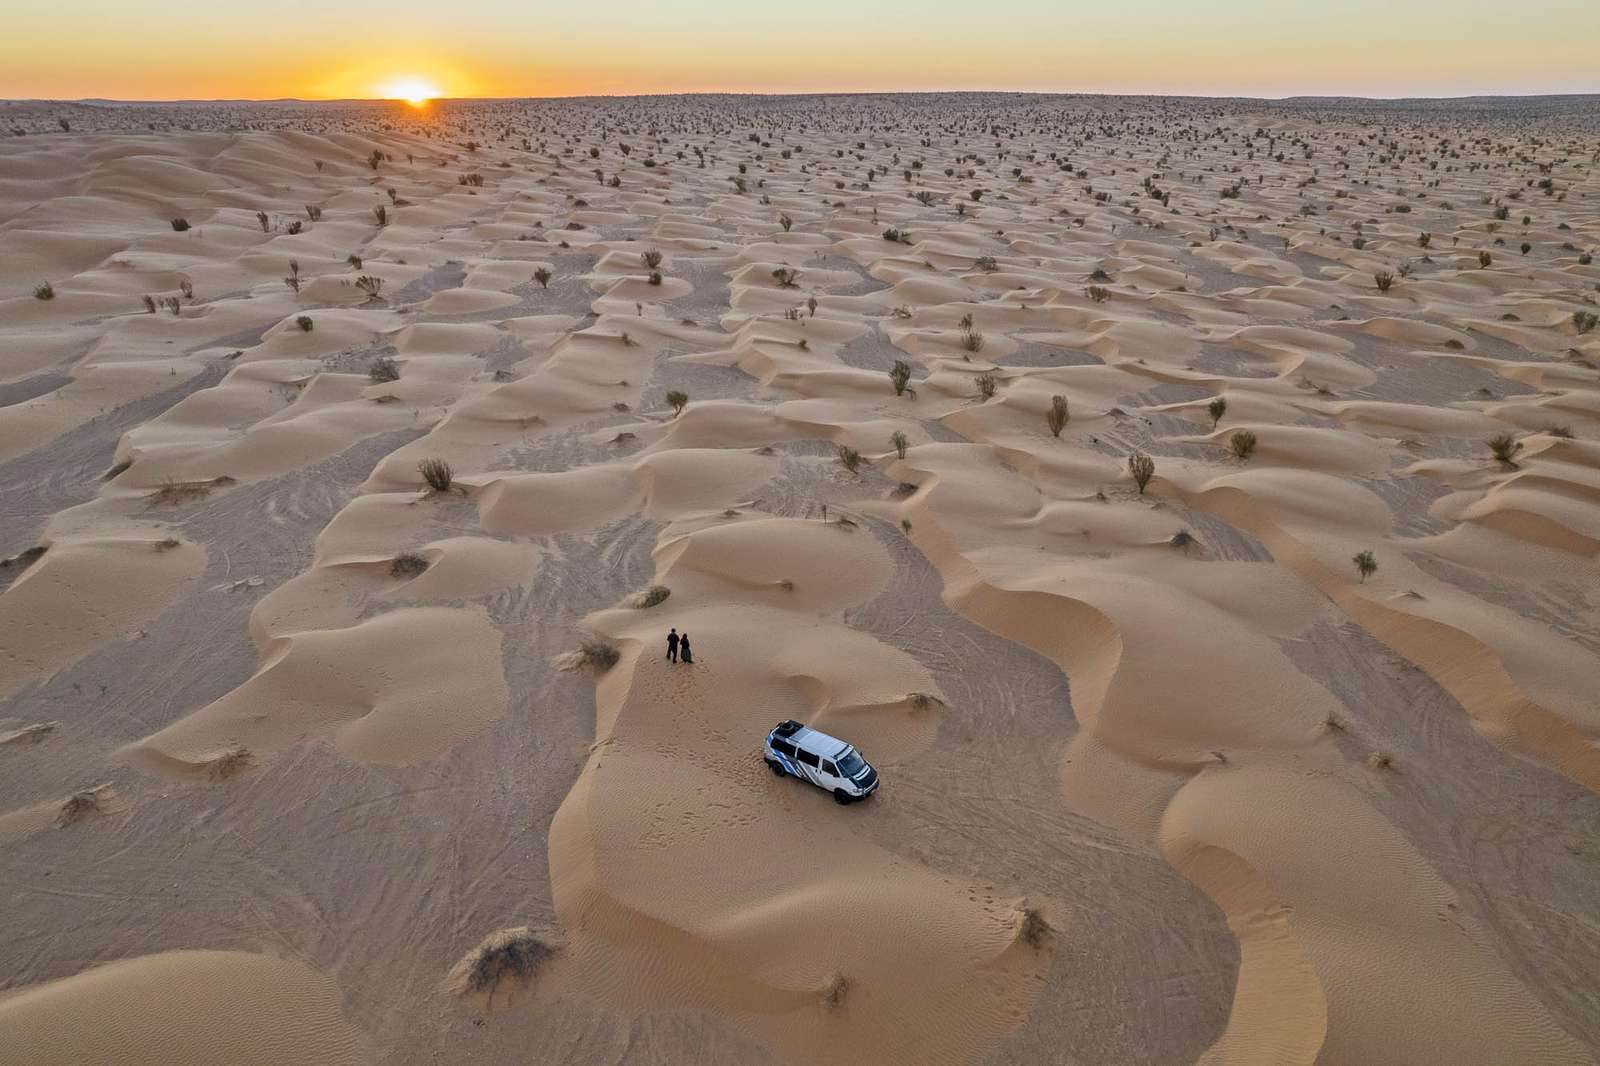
[379,77,440,106]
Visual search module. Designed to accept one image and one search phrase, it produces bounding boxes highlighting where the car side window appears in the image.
[797,750,820,768]
[822,761,838,776]
[772,739,796,758]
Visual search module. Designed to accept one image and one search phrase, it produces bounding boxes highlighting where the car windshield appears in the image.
[837,751,867,777]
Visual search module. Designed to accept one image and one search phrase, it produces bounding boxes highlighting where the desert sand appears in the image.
[1,92,1598,1065]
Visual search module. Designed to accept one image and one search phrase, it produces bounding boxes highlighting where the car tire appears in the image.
[833,789,853,805]
[766,758,785,776]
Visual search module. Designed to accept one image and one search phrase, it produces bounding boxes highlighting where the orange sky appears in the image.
[4,0,1598,100]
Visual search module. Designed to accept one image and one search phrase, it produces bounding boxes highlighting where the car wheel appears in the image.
[833,789,852,805]
[766,758,785,776]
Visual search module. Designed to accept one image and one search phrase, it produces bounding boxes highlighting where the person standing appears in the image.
[666,628,679,662]
[679,632,693,664]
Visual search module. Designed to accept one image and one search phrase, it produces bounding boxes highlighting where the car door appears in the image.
[795,747,823,786]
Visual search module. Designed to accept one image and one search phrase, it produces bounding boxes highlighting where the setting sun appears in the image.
[378,76,439,105]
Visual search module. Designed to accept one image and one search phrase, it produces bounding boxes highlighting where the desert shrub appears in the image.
[634,585,671,608]
[142,295,157,313]
[306,205,322,221]
[1547,425,1574,438]
[256,210,270,232]
[418,458,454,492]
[1374,271,1394,293]
[1521,242,1532,255]
[889,360,912,396]
[347,254,363,270]
[641,249,663,270]
[1085,285,1110,303]
[771,266,799,288]
[1368,751,1394,770]
[883,228,910,243]
[284,260,302,293]
[1353,549,1378,583]
[837,444,862,473]
[568,638,620,673]
[1478,250,1492,268]
[373,204,388,226]
[1580,253,1593,266]
[1417,232,1431,249]
[1228,429,1258,459]
[56,785,109,826]
[975,374,998,399]
[534,267,552,288]
[171,218,190,231]
[367,357,400,385]
[1573,310,1598,335]
[647,270,662,286]
[974,255,998,272]
[391,552,429,577]
[179,280,193,300]
[1046,395,1069,437]
[891,430,909,459]
[962,327,985,354]
[295,315,313,332]
[666,390,689,416]
[1486,433,1520,465]
[822,973,851,1010]
[33,281,54,300]
[779,213,793,232]
[355,275,384,300]
[1128,453,1155,494]
[1015,903,1052,948]
[451,928,557,999]
[1207,396,1227,427]
[207,746,252,780]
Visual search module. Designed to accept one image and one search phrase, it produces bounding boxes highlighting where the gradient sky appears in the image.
[4,0,1598,100]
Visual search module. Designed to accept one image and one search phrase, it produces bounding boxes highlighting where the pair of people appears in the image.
[666,627,693,664]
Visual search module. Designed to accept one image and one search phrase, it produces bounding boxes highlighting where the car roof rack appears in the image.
[772,719,804,737]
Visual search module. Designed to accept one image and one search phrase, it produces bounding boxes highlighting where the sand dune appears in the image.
[2,93,1599,1065]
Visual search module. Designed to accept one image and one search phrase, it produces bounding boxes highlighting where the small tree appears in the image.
[295,315,313,332]
[772,267,799,288]
[1353,550,1378,583]
[1046,395,1069,437]
[666,390,689,417]
[1228,429,1258,459]
[1128,453,1155,494]
[1486,433,1520,465]
[837,444,862,473]
[1374,271,1394,293]
[534,267,552,288]
[1207,396,1227,428]
[641,249,663,270]
[975,374,998,400]
[418,458,453,492]
[889,360,912,396]
[891,430,909,459]
[373,204,388,226]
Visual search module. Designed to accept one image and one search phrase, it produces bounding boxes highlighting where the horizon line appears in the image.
[8,88,1600,106]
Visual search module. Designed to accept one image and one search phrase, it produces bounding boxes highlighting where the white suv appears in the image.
[763,720,879,803]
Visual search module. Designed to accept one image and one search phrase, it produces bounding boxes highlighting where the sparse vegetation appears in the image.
[837,444,863,473]
[1207,396,1227,428]
[450,927,558,1000]
[171,218,190,231]
[1574,311,1598,335]
[1014,902,1052,948]
[56,785,110,826]
[563,638,620,673]
[1486,433,1521,466]
[891,430,909,459]
[33,281,54,300]
[1085,285,1110,303]
[634,585,671,608]
[821,972,851,1010]
[1228,429,1258,459]
[1353,550,1378,583]
[771,266,800,288]
[534,267,552,288]
[206,746,252,781]
[418,458,454,492]
[355,275,385,300]
[889,359,912,396]
[391,552,429,578]
[1046,395,1069,437]
[975,373,998,400]
[666,390,689,417]
[1128,453,1155,494]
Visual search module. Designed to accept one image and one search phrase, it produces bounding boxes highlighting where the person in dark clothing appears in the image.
[666,628,679,662]
[679,632,693,664]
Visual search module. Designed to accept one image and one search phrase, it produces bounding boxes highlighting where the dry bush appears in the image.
[1353,550,1378,583]
[56,785,110,826]
[355,275,384,300]
[391,552,430,578]
[666,390,689,416]
[962,328,985,354]
[974,255,998,273]
[368,356,400,383]
[1207,396,1227,428]
[641,249,663,270]
[837,444,863,473]
[295,315,314,332]
[633,585,671,608]
[771,266,800,288]
[207,746,252,781]
[821,972,851,1010]
[889,360,912,396]
[1486,433,1521,465]
[449,927,558,1000]
[1374,271,1394,293]
[1368,751,1395,771]
[560,638,621,674]
[418,458,454,492]
[534,267,552,288]
[1574,310,1598,335]
[1014,902,1053,948]
[1128,453,1155,494]
[34,281,54,300]
[148,476,235,507]
[1046,395,1069,437]
[891,430,909,459]
[1228,430,1258,459]
[1085,285,1110,303]
[171,218,190,231]
[154,537,181,552]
